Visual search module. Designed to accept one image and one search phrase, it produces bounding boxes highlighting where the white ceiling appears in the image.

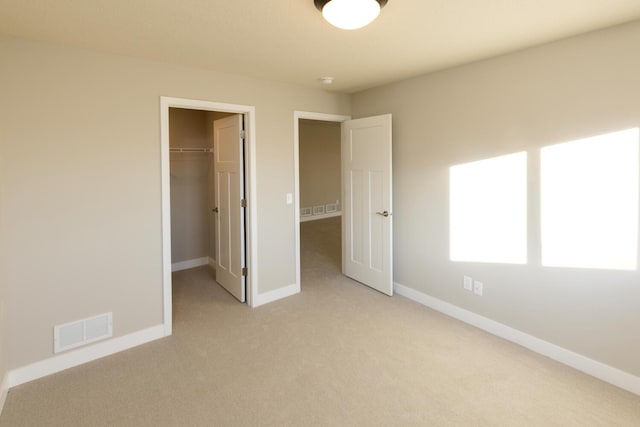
[1,1,640,93]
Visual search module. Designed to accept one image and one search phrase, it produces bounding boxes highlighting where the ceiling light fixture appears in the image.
[314,0,388,30]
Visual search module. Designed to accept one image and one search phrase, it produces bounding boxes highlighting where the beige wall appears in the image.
[169,108,211,264]
[169,108,210,149]
[299,120,341,211]
[352,21,640,376]
[0,35,350,369]
[0,142,7,395]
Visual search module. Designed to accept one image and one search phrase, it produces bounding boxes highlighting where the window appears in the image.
[450,152,527,264]
[541,128,639,270]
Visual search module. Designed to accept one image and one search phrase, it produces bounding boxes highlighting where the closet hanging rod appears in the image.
[169,148,213,153]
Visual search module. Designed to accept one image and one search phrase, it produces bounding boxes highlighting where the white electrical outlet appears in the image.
[463,276,473,291]
[473,280,484,296]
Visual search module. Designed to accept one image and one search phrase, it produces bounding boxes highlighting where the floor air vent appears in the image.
[54,312,113,353]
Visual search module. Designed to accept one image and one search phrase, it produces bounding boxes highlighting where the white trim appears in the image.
[394,282,640,396]
[293,111,351,294]
[0,372,8,415]
[252,284,299,308]
[8,324,164,388]
[161,97,259,331]
[171,257,209,272]
[299,211,342,222]
[208,256,216,270]
[245,105,259,309]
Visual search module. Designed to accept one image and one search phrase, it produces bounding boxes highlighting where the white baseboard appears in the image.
[8,324,165,388]
[394,282,640,396]
[0,372,8,416]
[252,283,299,308]
[300,211,342,223]
[171,257,209,272]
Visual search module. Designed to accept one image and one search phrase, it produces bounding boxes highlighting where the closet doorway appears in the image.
[160,97,257,336]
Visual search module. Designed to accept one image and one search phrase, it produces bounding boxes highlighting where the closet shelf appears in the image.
[170,148,213,153]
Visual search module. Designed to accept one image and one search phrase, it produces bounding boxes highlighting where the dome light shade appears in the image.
[315,0,388,30]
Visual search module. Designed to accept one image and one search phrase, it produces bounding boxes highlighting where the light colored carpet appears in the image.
[1,217,639,426]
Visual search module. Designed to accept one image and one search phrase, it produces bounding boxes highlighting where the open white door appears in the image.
[214,114,246,302]
[342,114,393,296]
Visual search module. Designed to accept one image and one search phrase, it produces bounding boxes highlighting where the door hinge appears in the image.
[240,130,246,140]
[242,267,248,277]
[241,199,247,208]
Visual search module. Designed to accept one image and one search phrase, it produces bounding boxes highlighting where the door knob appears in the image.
[376,211,390,217]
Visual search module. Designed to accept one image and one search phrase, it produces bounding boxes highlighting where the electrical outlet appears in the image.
[463,276,473,291]
[473,280,483,296]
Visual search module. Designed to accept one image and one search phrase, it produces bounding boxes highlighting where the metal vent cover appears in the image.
[54,312,113,353]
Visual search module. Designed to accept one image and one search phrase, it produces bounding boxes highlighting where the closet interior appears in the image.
[169,107,233,273]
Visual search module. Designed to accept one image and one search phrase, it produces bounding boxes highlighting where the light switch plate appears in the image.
[473,280,483,296]
[463,276,473,291]
[286,193,293,204]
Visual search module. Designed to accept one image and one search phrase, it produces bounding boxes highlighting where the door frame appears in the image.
[160,97,258,336]
[293,111,351,292]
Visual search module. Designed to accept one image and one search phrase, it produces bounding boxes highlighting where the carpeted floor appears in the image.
[1,217,639,426]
